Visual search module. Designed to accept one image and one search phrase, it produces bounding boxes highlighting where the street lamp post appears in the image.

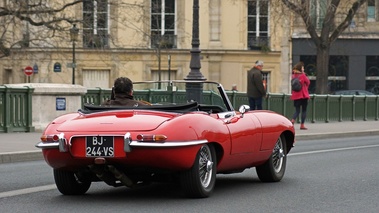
[185,0,206,102]
[70,24,79,85]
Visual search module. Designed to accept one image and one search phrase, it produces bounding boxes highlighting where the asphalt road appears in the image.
[1,135,378,213]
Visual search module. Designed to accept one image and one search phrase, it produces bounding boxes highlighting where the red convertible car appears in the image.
[36,80,295,198]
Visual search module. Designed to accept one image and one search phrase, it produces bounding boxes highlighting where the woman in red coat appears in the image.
[290,62,310,130]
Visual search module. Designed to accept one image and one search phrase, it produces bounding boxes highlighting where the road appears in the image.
[1,136,379,213]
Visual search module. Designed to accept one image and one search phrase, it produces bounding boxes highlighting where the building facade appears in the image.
[291,0,379,94]
[0,0,291,93]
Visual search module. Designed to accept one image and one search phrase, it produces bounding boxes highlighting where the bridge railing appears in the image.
[0,86,34,133]
[83,88,379,122]
[1,87,378,132]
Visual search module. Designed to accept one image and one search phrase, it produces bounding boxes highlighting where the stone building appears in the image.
[1,0,378,94]
[0,0,292,94]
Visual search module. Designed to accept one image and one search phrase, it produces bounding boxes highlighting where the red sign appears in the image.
[24,66,33,76]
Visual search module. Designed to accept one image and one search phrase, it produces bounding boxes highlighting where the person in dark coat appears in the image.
[102,77,148,107]
[247,60,266,110]
[290,62,310,130]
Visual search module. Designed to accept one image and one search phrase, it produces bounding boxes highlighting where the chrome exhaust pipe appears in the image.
[107,165,134,187]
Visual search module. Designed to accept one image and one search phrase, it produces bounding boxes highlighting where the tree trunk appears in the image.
[315,46,330,94]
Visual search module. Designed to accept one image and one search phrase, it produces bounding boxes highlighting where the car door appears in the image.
[225,113,263,155]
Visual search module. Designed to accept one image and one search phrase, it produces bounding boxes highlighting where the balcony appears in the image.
[248,36,270,51]
[151,34,177,49]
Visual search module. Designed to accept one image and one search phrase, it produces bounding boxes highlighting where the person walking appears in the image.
[102,77,148,107]
[290,62,310,130]
[247,60,266,110]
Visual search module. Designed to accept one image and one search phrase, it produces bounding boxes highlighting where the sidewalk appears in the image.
[1,120,379,164]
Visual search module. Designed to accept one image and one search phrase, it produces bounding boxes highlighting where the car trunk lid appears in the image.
[56,110,178,132]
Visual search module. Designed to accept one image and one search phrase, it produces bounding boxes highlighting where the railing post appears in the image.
[311,94,316,123]
[364,96,368,121]
[326,95,330,123]
[4,86,12,132]
[266,93,270,110]
[25,86,35,132]
[338,95,343,122]
[376,96,379,121]
[352,96,356,121]
[281,93,286,116]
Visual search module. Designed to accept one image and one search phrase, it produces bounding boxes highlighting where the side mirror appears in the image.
[238,105,250,117]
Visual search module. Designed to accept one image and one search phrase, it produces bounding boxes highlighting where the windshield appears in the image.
[133,81,232,111]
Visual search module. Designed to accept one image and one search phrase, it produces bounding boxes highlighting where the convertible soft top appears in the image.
[80,102,227,114]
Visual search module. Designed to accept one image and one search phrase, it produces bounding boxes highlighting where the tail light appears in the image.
[136,134,167,142]
[41,134,60,142]
[41,133,68,152]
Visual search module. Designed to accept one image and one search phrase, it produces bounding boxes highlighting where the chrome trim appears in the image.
[58,133,68,152]
[35,142,59,149]
[129,140,208,147]
[124,132,132,152]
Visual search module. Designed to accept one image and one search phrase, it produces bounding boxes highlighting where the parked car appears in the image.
[332,90,376,95]
[36,80,295,198]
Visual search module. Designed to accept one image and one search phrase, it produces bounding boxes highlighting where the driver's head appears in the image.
[114,77,133,95]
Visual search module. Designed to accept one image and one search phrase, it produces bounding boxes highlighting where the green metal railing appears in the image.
[1,87,378,132]
[0,86,34,133]
[83,88,379,122]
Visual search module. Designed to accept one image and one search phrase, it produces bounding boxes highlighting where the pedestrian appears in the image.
[290,62,310,130]
[247,60,266,110]
[102,77,149,107]
[231,84,238,92]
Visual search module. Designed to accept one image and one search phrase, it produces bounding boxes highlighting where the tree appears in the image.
[0,1,87,58]
[281,0,368,94]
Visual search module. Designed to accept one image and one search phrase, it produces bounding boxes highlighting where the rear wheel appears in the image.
[180,144,217,198]
[53,169,91,195]
[256,135,287,182]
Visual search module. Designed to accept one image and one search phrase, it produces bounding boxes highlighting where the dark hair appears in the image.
[293,62,304,71]
[113,77,133,94]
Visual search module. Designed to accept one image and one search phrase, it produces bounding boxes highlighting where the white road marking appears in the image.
[288,144,379,156]
[0,184,56,199]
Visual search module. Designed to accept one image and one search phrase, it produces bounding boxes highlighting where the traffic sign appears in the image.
[24,66,33,76]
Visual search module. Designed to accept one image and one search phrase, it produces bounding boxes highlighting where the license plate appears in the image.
[86,136,114,157]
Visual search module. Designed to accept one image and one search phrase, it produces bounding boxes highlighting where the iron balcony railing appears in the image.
[151,34,177,49]
[247,35,270,51]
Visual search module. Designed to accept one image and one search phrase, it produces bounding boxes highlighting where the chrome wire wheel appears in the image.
[256,135,287,182]
[199,145,214,188]
[180,144,217,198]
[272,137,285,173]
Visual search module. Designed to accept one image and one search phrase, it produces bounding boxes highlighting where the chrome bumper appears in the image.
[35,132,208,153]
[35,142,59,149]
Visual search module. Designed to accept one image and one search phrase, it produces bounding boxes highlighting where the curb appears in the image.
[0,151,43,164]
[295,130,379,141]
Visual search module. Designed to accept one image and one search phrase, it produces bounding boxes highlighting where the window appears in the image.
[262,72,270,93]
[152,69,177,82]
[300,55,348,93]
[310,0,328,29]
[83,0,109,48]
[366,56,379,94]
[367,0,377,22]
[209,0,221,41]
[247,0,269,50]
[151,0,177,49]
[82,70,110,88]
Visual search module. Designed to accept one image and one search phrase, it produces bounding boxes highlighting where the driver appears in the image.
[102,77,148,107]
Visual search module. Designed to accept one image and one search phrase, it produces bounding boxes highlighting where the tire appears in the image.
[256,135,287,182]
[180,144,217,198]
[53,169,91,195]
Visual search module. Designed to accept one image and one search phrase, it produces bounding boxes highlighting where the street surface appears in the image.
[1,135,379,213]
